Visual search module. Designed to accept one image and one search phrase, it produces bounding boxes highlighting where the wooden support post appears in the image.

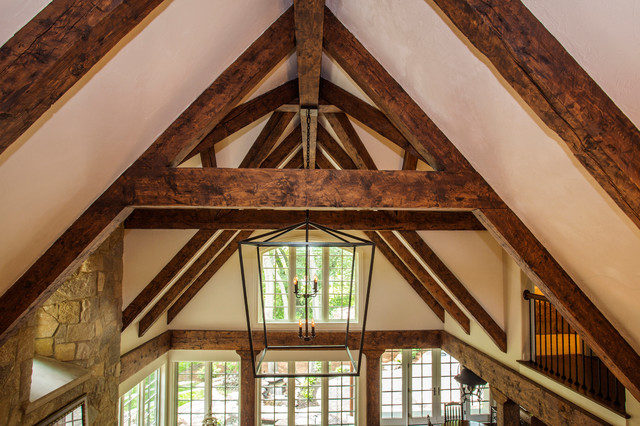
[364,350,385,426]
[237,350,258,426]
[492,388,520,426]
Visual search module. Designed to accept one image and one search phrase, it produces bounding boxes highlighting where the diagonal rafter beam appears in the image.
[365,232,445,321]
[317,124,357,170]
[398,231,507,351]
[319,78,426,163]
[378,231,470,332]
[323,8,471,172]
[186,79,299,161]
[0,7,296,346]
[239,112,296,168]
[136,7,295,167]
[261,127,302,169]
[323,113,377,170]
[431,0,640,229]
[138,230,237,336]
[0,0,165,157]
[122,229,216,330]
[167,231,254,323]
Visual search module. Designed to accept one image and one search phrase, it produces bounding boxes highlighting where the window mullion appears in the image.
[288,362,295,424]
[323,247,329,321]
[205,363,212,417]
[322,362,329,426]
[289,247,296,321]
[139,381,145,425]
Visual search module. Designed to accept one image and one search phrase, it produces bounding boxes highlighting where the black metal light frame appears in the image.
[238,215,375,378]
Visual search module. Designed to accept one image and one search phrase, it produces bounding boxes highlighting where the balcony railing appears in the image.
[523,290,626,416]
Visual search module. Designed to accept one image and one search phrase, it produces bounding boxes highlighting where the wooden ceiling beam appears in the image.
[200,148,217,168]
[477,208,640,400]
[317,124,358,170]
[124,209,485,231]
[136,7,295,167]
[121,229,216,330]
[137,230,237,337]
[187,79,299,161]
[377,231,471,333]
[283,150,304,169]
[261,127,302,169]
[364,232,445,321]
[239,112,296,168]
[402,151,419,171]
[432,0,640,229]
[399,231,507,351]
[324,113,377,170]
[0,0,165,156]
[167,231,253,323]
[122,168,500,209]
[323,9,471,172]
[300,108,318,168]
[319,79,424,162]
[315,150,335,169]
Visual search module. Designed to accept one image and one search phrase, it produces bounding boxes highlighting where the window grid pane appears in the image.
[440,351,462,412]
[295,247,323,321]
[410,349,433,419]
[328,248,355,321]
[294,362,323,425]
[142,370,159,426]
[211,362,240,426]
[122,384,139,426]
[469,384,490,415]
[381,349,403,419]
[177,361,206,426]
[262,248,290,321]
[50,404,84,426]
[328,362,356,425]
[260,362,289,425]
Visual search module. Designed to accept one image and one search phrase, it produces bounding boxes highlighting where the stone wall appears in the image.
[0,227,123,425]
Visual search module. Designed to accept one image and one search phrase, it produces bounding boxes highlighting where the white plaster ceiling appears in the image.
[1,0,640,351]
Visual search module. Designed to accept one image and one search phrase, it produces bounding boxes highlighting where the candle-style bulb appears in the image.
[313,274,318,293]
[298,319,303,338]
[311,319,316,337]
[294,276,298,294]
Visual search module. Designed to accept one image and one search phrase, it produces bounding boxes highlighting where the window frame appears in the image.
[258,244,360,325]
[258,361,358,425]
[380,349,490,425]
[119,368,161,426]
[173,361,240,426]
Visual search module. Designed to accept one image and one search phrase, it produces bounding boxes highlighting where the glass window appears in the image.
[177,362,206,425]
[259,361,357,425]
[440,351,461,413]
[120,369,160,426]
[469,384,491,415]
[410,349,433,418]
[48,402,85,426]
[381,349,404,420]
[176,361,240,426]
[211,362,240,425]
[261,246,357,323]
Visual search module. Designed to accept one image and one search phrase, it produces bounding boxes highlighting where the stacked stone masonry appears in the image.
[0,227,124,425]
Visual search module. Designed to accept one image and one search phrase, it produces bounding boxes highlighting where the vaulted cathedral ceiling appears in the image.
[1,0,640,404]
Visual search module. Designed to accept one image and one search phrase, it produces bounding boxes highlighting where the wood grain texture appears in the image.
[364,232,445,321]
[137,230,238,336]
[136,7,295,167]
[319,78,424,162]
[120,330,171,383]
[200,148,217,168]
[294,0,324,106]
[316,124,357,170]
[377,231,470,332]
[167,231,253,322]
[187,79,299,161]
[261,126,302,168]
[236,350,258,425]
[323,9,471,172]
[239,111,295,168]
[314,150,334,169]
[398,231,506,351]
[324,112,377,170]
[121,229,215,330]
[0,185,131,346]
[300,108,318,168]
[170,329,441,350]
[0,0,165,156]
[364,350,385,426]
[432,0,640,228]
[124,209,485,231]
[476,208,640,401]
[402,150,419,171]
[123,168,500,209]
[441,332,608,426]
